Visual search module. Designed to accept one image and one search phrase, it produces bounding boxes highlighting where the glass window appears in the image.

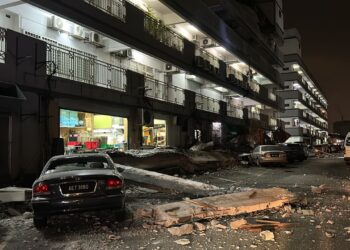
[142,119,167,147]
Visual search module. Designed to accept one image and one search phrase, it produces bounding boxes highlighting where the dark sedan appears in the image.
[31,153,125,228]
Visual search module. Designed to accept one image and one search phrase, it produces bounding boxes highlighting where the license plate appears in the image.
[270,154,279,157]
[61,182,95,194]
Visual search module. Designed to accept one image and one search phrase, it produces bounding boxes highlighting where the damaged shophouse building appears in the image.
[0,0,285,184]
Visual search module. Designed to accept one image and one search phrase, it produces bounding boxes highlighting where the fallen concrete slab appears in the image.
[139,188,297,227]
[0,187,32,203]
[116,164,221,197]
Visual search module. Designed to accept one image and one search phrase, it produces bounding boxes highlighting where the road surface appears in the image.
[1,157,349,250]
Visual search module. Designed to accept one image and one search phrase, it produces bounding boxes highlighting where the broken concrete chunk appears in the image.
[325,232,335,238]
[230,219,248,230]
[174,239,191,246]
[148,188,296,227]
[301,210,315,216]
[7,207,21,216]
[260,230,275,241]
[167,224,193,236]
[327,220,334,225]
[23,211,33,219]
[311,184,327,194]
[194,222,206,232]
[214,224,227,230]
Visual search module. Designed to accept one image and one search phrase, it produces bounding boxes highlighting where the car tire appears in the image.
[33,216,47,229]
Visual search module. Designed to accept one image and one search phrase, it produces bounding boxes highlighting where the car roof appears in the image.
[49,153,109,161]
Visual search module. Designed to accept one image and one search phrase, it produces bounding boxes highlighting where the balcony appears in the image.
[0,27,5,63]
[195,94,220,113]
[268,92,276,101]
[84,0,126,22]
[46,44,127,91]
[227,106,244,119]
[144,14,184,53]
[195,47,220,75]
[248,79,260,95]
[144,77,185,106]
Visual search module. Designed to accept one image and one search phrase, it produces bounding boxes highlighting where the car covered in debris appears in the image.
[251,145,287,166]
[31,153,125,228]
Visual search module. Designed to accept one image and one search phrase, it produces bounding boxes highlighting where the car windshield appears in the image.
[261,145,282,151]
[45,156,113,174]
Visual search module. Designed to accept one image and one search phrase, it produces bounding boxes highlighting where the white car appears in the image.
[344,132,350,165]
[251,145,287,166]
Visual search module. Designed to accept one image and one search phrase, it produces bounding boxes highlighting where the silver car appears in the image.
[251,145,287,166]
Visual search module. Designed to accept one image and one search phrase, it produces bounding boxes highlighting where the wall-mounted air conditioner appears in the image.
[71,25,85,39]
[164,63,179,73]
[200,38,216,48]
[88,32,104,47]
[112,49,133,58]
[49,16,65,31]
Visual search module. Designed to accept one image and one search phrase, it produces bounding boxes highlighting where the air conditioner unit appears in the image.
[49,16,65,31]
[71,25,85,39]
[88,32,104,47]
[200,38,216,47]
[112,49,133,58]
[164,63,179,73]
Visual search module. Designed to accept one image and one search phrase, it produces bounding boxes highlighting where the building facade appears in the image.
[0,0,285,184]
[278,29,328,145]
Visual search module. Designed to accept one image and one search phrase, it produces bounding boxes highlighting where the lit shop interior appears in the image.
[60,109,128,153]
[142,119,167,147]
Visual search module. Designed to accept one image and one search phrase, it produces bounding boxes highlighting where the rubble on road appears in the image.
[311,184,327,194]
[137,188,297,227]
[230,219,248,230]
[117,164,220,197]
[194,222,206,231]
[259,230,275,241]
[174,239,191,246]
[167,224,193,236]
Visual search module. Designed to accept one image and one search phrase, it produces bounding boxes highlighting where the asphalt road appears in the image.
[1,157,350,250]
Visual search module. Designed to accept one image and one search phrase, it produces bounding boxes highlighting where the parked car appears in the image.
[250,145,287,166]
[344,132,350,165]
[280,143,308,162]
[31,153,125,228]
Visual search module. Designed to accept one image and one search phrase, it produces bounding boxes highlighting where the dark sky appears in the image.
[283,0,350,131]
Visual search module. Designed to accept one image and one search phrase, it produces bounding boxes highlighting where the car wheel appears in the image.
[33,216,47,229]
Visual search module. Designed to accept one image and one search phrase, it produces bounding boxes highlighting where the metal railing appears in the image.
[248,80,260,94]
[84,0,126,22]
[144,14,184,53]
[47,44,127,91]
[144,77,185,106]
[195,94,220,114]
[247,110,260,120]
[0,27,5,63]
[269,118,277,127]
[227,106,244,119]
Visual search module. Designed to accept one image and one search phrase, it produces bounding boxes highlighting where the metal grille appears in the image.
[84,0,126,22]
[47,44,126,91]
[195,94,220,114]
[0,28,6,63]
[144,77,185,106]
[144,14,184,53]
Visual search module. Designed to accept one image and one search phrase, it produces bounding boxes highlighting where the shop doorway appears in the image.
[212,122,222,143]
[60,109,128,153]
[142,119,167,147]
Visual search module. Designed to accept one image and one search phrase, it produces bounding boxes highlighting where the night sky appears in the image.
[283,0,350,131]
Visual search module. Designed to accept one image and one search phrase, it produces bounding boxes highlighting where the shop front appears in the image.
[142,119,167,147]
[60,109,128,153]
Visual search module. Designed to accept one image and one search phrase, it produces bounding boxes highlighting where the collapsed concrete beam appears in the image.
[0,187,32,203]
[116,164,221,197]
[139,188,297,227]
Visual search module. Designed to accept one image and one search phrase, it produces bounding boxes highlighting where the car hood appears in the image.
[36,169,121,183]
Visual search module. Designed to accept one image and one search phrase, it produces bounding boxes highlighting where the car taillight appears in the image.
[33,183,50,195]
[106,178,123,189]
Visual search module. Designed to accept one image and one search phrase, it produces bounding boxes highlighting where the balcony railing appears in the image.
[195,94,220,113]
[248,80,260,94]
[227,106,244,119]
[269,118,277,127]
[247,110,260,120]
[47,44,127,91]
[144,77,185,106]
[0,27,5,63]
[84,0,126,22]
[144,14,184,53]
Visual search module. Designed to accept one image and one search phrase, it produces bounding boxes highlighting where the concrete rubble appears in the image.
[137,187,297,227]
